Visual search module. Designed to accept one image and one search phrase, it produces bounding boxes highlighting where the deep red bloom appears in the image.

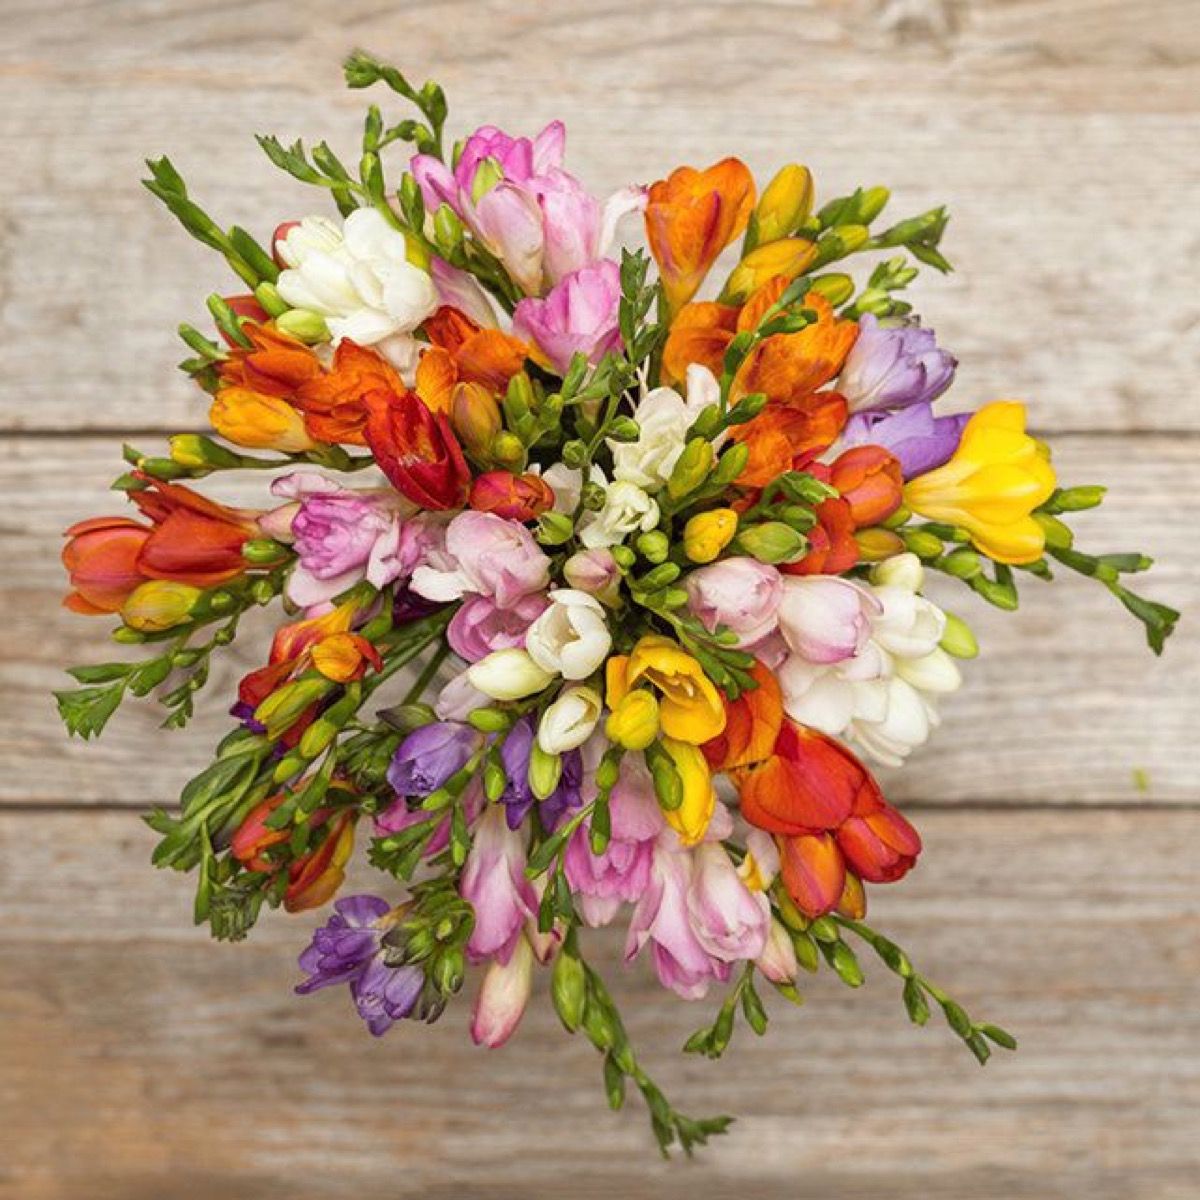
[781,496,860,577]
[468,471,555,521]
[364,387,471,510]
[837,801,922,883]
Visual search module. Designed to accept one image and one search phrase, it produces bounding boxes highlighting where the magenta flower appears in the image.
[447,592,548,663]
[841,401,970,479]
[839,314,957,413]
[513,259,623,374]
[685,843,770,963]
[686,556,783,648]
[624,842,731,1000]
[410,510,550,610]
[564,756,664,927]
[412,122,643,296]
[461,803,538,964]
[267,471,413,609]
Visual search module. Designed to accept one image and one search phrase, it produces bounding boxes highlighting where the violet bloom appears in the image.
[447,592,548,663]
[564,755,664,927]
[841,402,970,479]
[412,122,644,297]
[295,894,423,1036]
[839,314,957,414]
[497,716,582,830]
[512,260,623,375]
[387,721,479,800]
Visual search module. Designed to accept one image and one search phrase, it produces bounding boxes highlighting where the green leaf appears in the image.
[55,681,127,739]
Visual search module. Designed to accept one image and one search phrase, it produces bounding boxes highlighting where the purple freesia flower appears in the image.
[512,259,623,374]
[387,721,479,800]
[841,402,970,479]
[839,314,957,414]
[295,894,424,1036]
[497,716,583,830]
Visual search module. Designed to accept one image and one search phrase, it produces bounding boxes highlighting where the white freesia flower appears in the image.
[467,649,555,701]
[525,589,612,679]
[578,480,660,549]
[537,685,603,753]
[610,364,723,491]
[777,553,961,766]
[275,209,438,372]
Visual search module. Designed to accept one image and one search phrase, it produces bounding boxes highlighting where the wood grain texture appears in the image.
[0,1,1198,431]
[2,2,1198,1196]
[5,433,1193,805]
[2,808,1198,1200]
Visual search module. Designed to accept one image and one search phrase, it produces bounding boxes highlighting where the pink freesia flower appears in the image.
[412,122,644,296]
[776,576,881,665]
[430,257,498,328]
[410,510,550,609]
[471,932,535,1048]
[447,592,548,662]
[462,803,538,964]
[686,843,770,963]
[564,756,665,927]
[512,260,623,374]
[625,840,731,1000]
[686,556,784,648]
[266,471,420,609]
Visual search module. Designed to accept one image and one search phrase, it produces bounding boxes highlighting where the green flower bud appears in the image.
[607,416,640,443]
[610,546,636,570]
[940,547,982,580]
[736,521,807,565]
[1052,485,1106,512]
[528,744,562,801]
[561,439,588,469]
[636,531,670,564]
[710,442,751,486]
[169,434,243,471]
[274,308,330,343]
[1034,512,1074,549]
[901,528,945,559]
[490,431,525,468]
[940,611,979,659]
[666,437,714,501]
[806,273,855,306]
[535,511,575,546]
[242,538,287,565]
[552,950,587,1032]
[468,708,513,733]
[253,281,290,317]
[581,482,607,511]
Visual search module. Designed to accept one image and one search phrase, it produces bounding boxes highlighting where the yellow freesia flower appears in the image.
[683,508,738,564]
[210,387,316,453]
[660,737,716,846]
[121,581,203,631]
[903,401,1057,565]
[606,635,726,744]
[604,689,660,751]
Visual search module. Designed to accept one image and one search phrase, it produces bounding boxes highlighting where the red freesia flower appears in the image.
[364,386,471,510]
[781,497,860,577]
[820,445,904,528]
[778,832,846,921]
[469,471,555,521]
[61,516,153,614]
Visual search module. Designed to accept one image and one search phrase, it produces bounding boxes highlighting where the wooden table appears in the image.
[1,3,1197,1196]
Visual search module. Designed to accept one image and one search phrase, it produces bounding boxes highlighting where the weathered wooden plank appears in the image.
[3,432,1192,806]
[1,808,1197,1199]
[0,1,1197,432]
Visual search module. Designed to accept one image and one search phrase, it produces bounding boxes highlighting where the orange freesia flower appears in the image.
[218,324,322,397]
[61,516,152,614]
[296,340,406,446]
[780,497,860,577]
[645,158,756,314]
[703,661,784,773]
[468,471,556,521]
[820,445,904,527]
[731,293,858,405]
[285,811,356,912]
[660,301,738,385]
[728,392,848,488]
[778,832,846,920]
[311,631,384,683]
[418,306,530,413]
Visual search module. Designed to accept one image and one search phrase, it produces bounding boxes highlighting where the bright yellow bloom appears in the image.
[606,635,726,744]
[604,689,660,751]
[210,386,317,452]
[683,508,738,564]
[723,238,818,304]
[753,164,813,246]
[121,580,203,631]
[660,736,716,846]
[904,401,1057,565]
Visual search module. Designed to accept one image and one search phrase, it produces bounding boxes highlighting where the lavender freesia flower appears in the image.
[839,314,957,414]
[387,721,479,800]
[841,402,970,479]
[295,894,424,1036]
[497,716,582,830]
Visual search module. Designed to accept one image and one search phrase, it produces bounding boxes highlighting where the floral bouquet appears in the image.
[58,55,1177,1153]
